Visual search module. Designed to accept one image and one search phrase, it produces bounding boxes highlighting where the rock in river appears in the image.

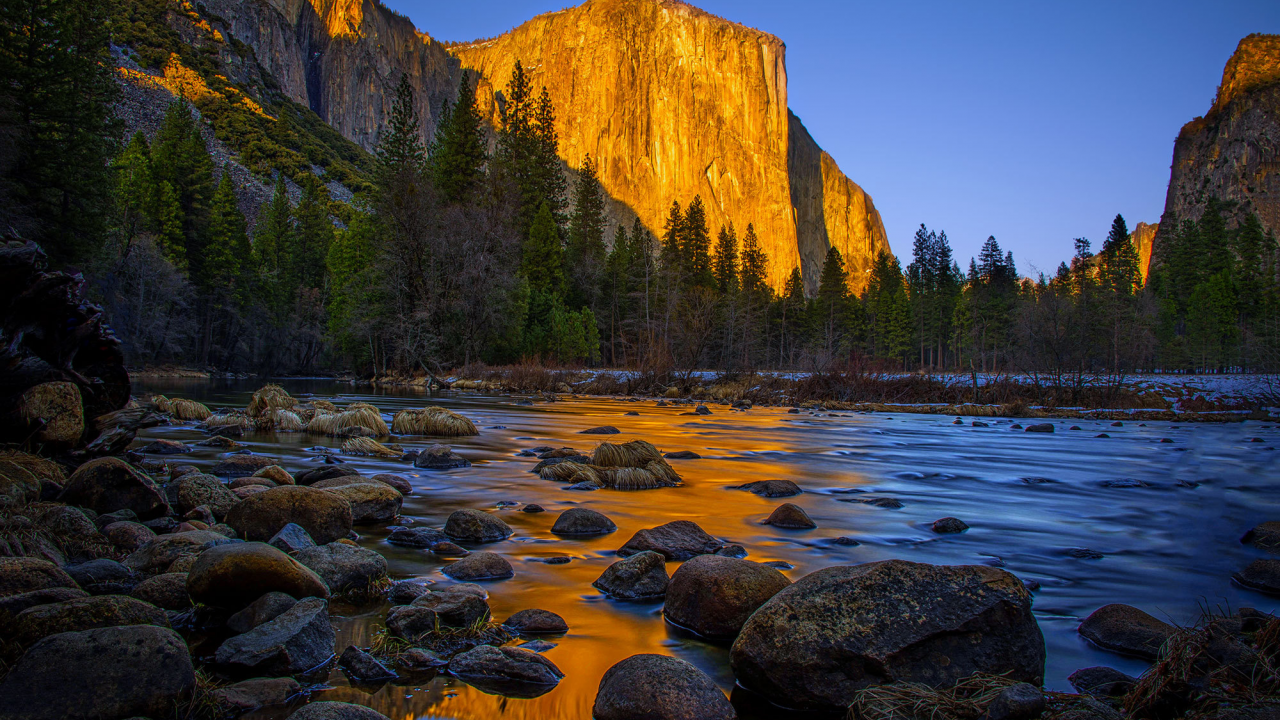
[730,559,1045,712]
[732,480,801,497]
[449,645,564,697]
[1235,558,1280,595]
[665,555,791,639]
[210,677,300,712]
[551,507,617,535]
[338,645,397,682]
[387,586,491,637]
[933,517,970,534]
[444,508,513,543]
[285,701,391,720]
[187,541,329,608]
[1242,522,1280,551]
[14,594,170,646]
[505,608,569,635]
[225,485,353,545]
[0,625,195,720]
[617,520,723,560]
[320,481,402,525]
[176,473,239,519]
[442,551,514,581]
[593,551,669,600]
[216,597,335,675]
[763,502,816,529]
[226,591,298,634]
[294,541,388,593]
[59,457,168,519]
[592,653,736,720]
[1078,604,1175,659]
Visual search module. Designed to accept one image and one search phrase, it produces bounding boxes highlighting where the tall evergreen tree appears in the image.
[565,153,606,309]
[253,176,294,318]
[292,178,333,290]
[682,195,713,288]
[151,101,213,274]
[1101,213,1141,295]
[713,223,739,294]
[865,249,911,364]
[739,223,769,297]
[0,0,119,263]
[429,72,486,203]
[521,201,565,298]
[814,246,849,356]
[376,75,426,178]
[660,200,684,276]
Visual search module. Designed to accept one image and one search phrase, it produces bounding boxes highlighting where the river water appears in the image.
[132,378,1280,719]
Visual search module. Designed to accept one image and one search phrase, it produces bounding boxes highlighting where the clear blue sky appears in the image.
[384,0,1280,277]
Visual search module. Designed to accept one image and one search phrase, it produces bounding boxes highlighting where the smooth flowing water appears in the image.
[133,378,1280,720]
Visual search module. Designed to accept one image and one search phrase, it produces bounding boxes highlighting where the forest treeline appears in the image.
[3,0,1279,381]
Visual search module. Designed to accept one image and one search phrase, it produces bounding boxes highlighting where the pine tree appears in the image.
[292,178,333,289]
[496,62,565,235]
[152,181,186,271]
[814,246,849,355]
[376,75,426,178]
[739,223,769,298]
[429,72,486,203]
[682,195,713,288]
[521,201,565,298]
[204,172,249,298]
[112,132,155,246]
[1101,213,1141,295]
[253,176,294,318]
[713,223,739,294]
[0,0,119,263]
[532,87,568,226]
[866,249,911,363]
[565,154,606,309]
[660,200,684,276]
[151,100,213,274]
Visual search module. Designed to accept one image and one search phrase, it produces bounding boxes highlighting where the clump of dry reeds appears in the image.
[204,412,253,432]
[539,441,681,490]
[592,439,663,467]
[312,399,339,413]
[169,398,211,421]
[147,394,172,413]
[539,461,600,484]
[247,384,297,416]
[254,408,304,433]
[306,402,388,436]
[341,437,401,458]
[391,407,479,436]
[849,673,1025,720]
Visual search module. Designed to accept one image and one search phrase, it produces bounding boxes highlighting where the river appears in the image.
[131,378,1280,719]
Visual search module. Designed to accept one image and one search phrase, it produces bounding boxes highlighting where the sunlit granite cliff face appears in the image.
[199,0,890,292]
[451,0,890,292]
[1129,222,1158,283]
[1158,34,1280,251]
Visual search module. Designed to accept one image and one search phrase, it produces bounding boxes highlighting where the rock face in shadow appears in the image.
[730,559,1046,712]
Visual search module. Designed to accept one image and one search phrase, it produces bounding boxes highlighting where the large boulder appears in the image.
[386,587,490,637]
[449,645,563,696]
[121,529,229,572]
[14,594,169,646]
[444,508,513,543]
[226,591,298,634]
[593,551,669,599]
[665,555,791,639]
[320,482,402,525]
[1235,558,1280,595]
[176,473,239,519]
[293,542,388,594]
[0,557,78,597]
[1078,604,1175,659]
[209,677,300,713]
[59,457,168,519]
[730,560,1046,711]
[592,654,736,720]
[551,507,617,535]
[0,625,195,720]
[0,587,87,616]
[188,542,329,608]
[19,381,83,448]
[617,521,724,560]
[505,608,568,635]
[338,645,397,682]
[215,597,335,675]
[212,454,282,477]
[442,551,514,581]
[763,503,816,529]
[286,702,391,720]
[225,485,353,545]
[131,572,191,610]
[1243,521,1280,551]
[102,520,155,552]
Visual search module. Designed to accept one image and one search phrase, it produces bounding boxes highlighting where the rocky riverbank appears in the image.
[2,379,1278,720]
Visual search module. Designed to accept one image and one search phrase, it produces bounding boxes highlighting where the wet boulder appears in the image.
[0,557,79,597]
[294,542,388,593]
[215,597,335,675]
[1236,558,1280,595]
[551,507,617,535]
[387,526,449,549]
[253,465,296,485]
[270,522,317,554]
[102,520,155,551]
[413,444,471,470]
[399,647,448,671]
[1025,423,1055,433]
[1078,604,1175,659]
[286,701,391,720]
[320,481,402,525]
[933,517,970,534]
[131,572,191,610]
[294,466,358,486]
[121,529,229,572]
[14,594,170,646]
[764,503,816,529]
[617,520,724,560]
[210,677,300,713]
[387,586,490,637]
[59,457,168,519]
[0,625,195,720]
[388,580,430,605]
[1242,521,1280,551]
[730,559,1046,711]
[665,555,791,639]
[449,645,563,696]
[444,508,513,543]
[593,551,669,599]
[592,653,736,720]
[338,645,397,682]
[176,473,239,519]
[442,551,514,581]
[733,480,801,497]
[371,473,412,494]
[664,450,701,460]
[226,591,298,634]
[187,542,329,608]
[0,587,87,615]
[1068,666,1138,697]
[505,608,568,635]
[139,438,190,455]
[225,485,353,545]
[19,382,83,448]
[212,454,281,477]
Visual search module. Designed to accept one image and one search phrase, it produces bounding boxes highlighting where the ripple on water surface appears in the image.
[133,378,1280,719]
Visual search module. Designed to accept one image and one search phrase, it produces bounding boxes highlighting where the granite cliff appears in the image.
[1158,34,1280,250]
[1129,221,1158,283]
[187,0,889,293]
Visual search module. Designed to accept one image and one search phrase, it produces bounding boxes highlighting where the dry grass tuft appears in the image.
[334,573,393,605]
[147,394,172,413]
[591,439,664,468]
[247,384,297,416]
[307,404,388,436]
[539,461,600,484]
[598,466,678,490]
[849,673,1024,720]
[312,399,339,413]
[204,412,253,431]
[254,408,304,433]
[169,398,211,421]
[391,407,479,437]
[341,437,401,458]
